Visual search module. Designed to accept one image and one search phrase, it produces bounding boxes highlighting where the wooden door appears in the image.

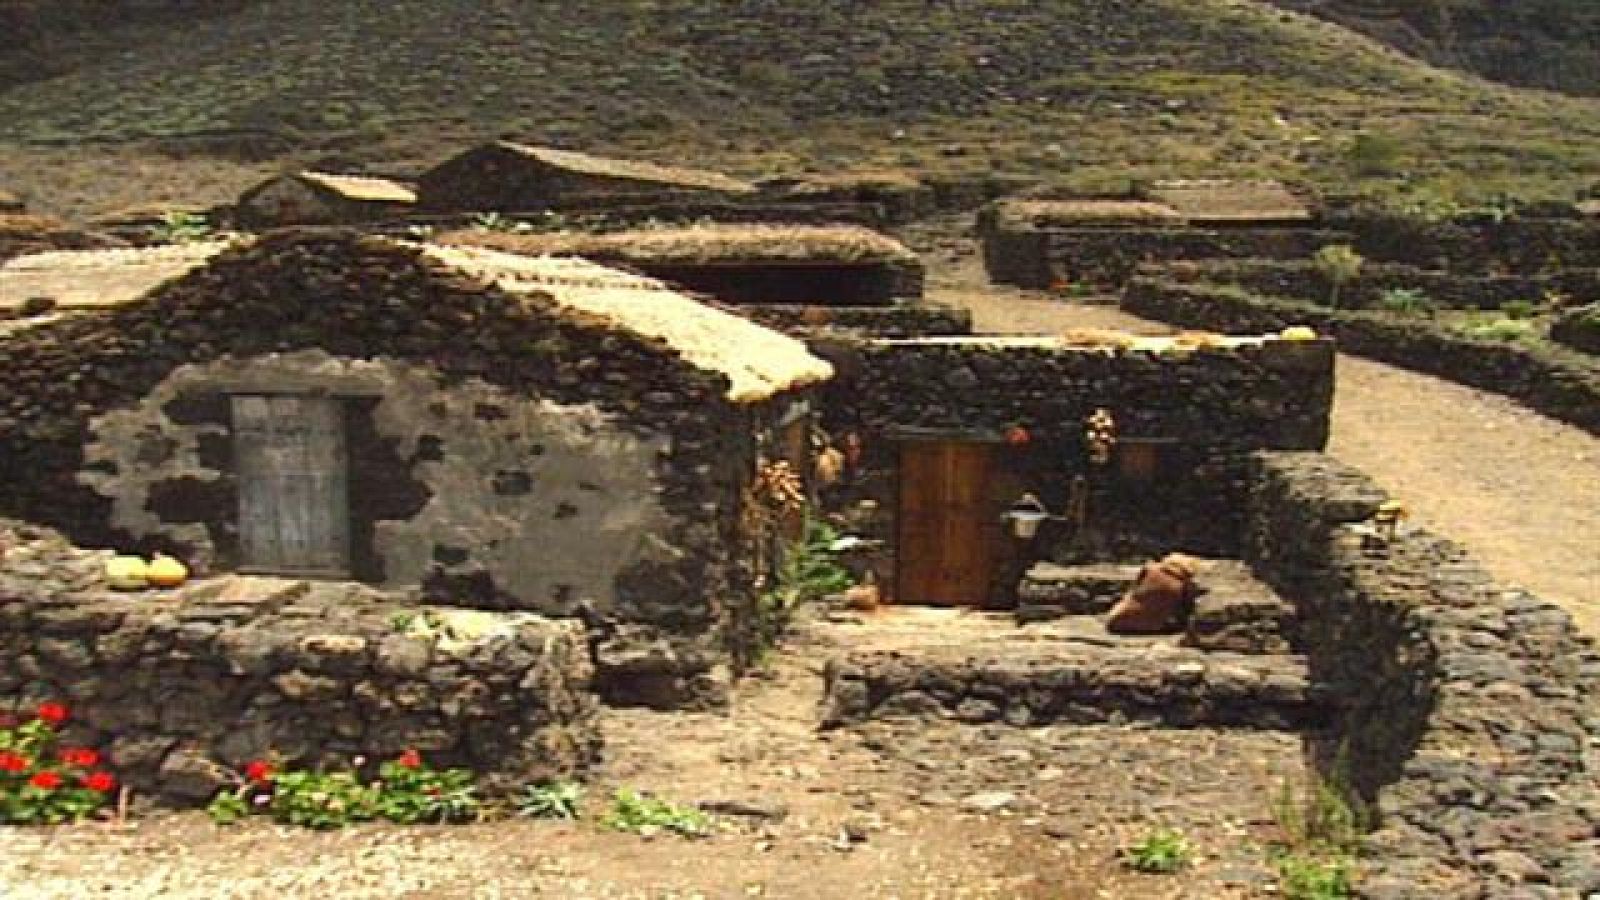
[896,441,997,606]
[233,394,350,575]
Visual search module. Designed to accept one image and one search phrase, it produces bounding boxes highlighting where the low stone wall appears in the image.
[0,520,600,805]
[1328,208,1600,276]
[1153,258,1600,313]
[1552,304,1600,356]
[821,644,1324,731]
[738,303,972,339]
[1123,278,1600,435]
[1246,453,1600,898]
[981,219,1349,289]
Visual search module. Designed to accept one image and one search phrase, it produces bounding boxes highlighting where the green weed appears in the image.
[601,788,712,838]
[1122,827,1193,874]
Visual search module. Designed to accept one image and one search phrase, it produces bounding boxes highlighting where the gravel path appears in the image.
[925,240,1599,639]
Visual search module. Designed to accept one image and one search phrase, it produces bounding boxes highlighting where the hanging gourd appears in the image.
[145,553,190,589]
[1280,326,1318,341]
[104,556,149,591]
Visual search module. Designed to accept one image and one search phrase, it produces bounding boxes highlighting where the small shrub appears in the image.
[755,513,854,657]
[1313,245,1364,309]
[1274,852,1353,900]
[515,780,585,820]
[154,210,213,244]
[1122,827,1193,874]
[1346,131,1404,178]
[0,702,119,825]
[1377,287,1435,318]
[1499,299,1536,320]
[471,212,533,234]
[602,788,712,838]
[1452,316,1539,343]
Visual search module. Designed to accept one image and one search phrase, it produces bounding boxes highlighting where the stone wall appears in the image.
[0,519,599,806]
[980,218,1349,289]
[1327,208,1600,275]
[1153,258,1600,312]
[819,337,1334,579]
[72,351,677,622]
[1122,277,1600,435]
[1245,453,1600,899]
[0,230,763,706]
[1552,304,1600,356]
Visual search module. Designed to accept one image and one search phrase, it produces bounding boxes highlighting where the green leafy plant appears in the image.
[155,210,213,244]
[602,788,712,838]
[1452,315,1539,343]
[208,749,479,829]
[755,513,855,656]
[1313,245,1365,310]
[1499,298,1537,320]
[1274,853,1354,900]
[515,780,585,820]
[1377,287,1435,318]
[1268,763,1365,900]
[1122,827,1193,874]
[0,702,119,825]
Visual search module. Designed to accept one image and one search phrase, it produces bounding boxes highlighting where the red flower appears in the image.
[1005,426,1031,447]
[0,751,30,773]
[244,760,274,784]
[58,747,100,768]
[29,770,62,790]
[81,771,117,793]
[35,702,68,726]
[397,749,422,769]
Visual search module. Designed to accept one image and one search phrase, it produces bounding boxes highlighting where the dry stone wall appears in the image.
[0,519,600,806]
[1247,453,1600,899]
[1123,277,1600,435]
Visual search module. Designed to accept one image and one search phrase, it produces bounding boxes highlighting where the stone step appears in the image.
[1016,559,1297,654]
[822,639,1328,732]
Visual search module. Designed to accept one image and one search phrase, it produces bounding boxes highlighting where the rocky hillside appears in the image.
[1,0,1598,216]
[1267,0,1600,96]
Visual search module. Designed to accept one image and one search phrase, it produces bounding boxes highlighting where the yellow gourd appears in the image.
[145,554,190,589]
[1280,326,1318,341]
[104,556,149,591]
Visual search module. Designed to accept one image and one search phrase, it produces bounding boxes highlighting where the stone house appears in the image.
[442,223,925,306]
[417,141,757,213]
[0,230,832,705]
[234,171,417,228]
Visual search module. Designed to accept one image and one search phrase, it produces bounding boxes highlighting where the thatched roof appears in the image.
[495,142,756,194]
[997,200,1185,229]
[421,244,833,403]
[297,172,418,204]
[0,189,23,213]
[440,224,917,266]
[1142,180,1313,223]
[1578,199,1600,218]
[0,241,234,314]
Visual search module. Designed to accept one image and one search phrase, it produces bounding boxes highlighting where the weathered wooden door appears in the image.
[896,441,997,606]
[232,394,350,575]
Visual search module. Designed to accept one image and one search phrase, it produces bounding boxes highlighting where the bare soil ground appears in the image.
[0,611,1301,899]
[921,228,1600,638]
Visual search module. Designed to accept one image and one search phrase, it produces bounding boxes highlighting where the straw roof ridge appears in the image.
[1,241,237,312]
[298,171,418,204]
[999,200,1185,228]
[496,142,756,194]
[439,223,917,265]
[1143,180,1313,222]
[418,242,832,403]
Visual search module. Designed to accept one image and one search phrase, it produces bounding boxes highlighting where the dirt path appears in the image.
[923,240,1599,639]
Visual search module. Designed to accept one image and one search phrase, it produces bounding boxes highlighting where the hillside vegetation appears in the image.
[1,0,1597,217]
[1267,0,1600,97]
